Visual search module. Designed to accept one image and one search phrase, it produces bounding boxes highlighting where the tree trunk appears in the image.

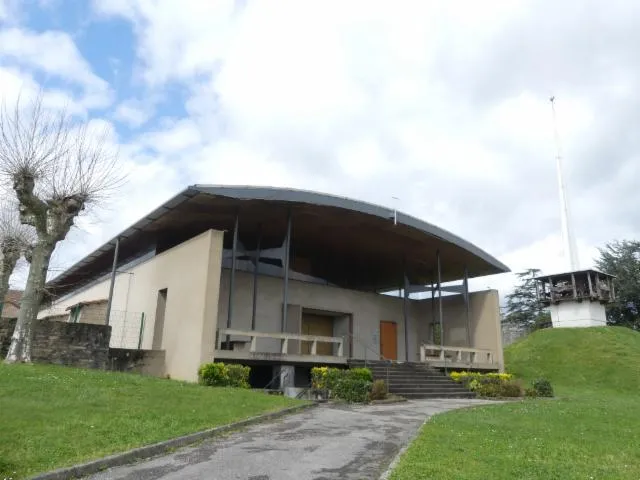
[0,250,19,317]
[5,241,52,363]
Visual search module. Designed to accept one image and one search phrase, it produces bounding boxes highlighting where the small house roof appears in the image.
[534,269,616,281]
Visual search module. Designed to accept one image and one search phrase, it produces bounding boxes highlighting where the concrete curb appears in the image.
[30,402,317,480]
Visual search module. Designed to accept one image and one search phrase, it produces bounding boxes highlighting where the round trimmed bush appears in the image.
[532,378,554,397]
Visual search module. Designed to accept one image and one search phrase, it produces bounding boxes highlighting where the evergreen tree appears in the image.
[503,268,551,329]
[595,240,640,329]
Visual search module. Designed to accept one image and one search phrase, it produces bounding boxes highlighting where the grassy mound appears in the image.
[390,326,640,479]
[505,326,640,394]
[0,363,303,479]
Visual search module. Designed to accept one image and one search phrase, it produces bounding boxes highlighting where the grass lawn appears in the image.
[390,327,640,480]
[0,363,304,479]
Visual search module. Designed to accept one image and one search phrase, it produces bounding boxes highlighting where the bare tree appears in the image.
[0,200,35,316]
[0,93,122,363]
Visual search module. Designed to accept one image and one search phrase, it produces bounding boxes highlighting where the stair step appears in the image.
[388,384,470,390]
[384,378,456,383]
[400,392,476,399]
[347,361,474,399]
[387,384,466,390]
[377,375,450,378]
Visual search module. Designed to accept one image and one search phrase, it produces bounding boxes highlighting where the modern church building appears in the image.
[40,185,509,383]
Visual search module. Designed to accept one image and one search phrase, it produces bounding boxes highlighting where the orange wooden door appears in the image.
[379,321,397,360]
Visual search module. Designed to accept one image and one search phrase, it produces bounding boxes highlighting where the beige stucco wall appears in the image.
[40,229,224,381]
[41,228,503,377]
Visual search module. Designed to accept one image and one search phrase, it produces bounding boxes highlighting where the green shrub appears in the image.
[227,364,250,388]
[369,379,388,400]
[499,380,524,397]
[198,362,251,388]
[473,376,502,397]
[198,362,229,386]
[465,374,523,398]
[310,367,374,402]
[525,387,538,397]
[348,367,373,383]
[333,378,372,403]
[451,371,513,384]
[311,366,329,389]
[532,378,554,397]
[326,368,344,391]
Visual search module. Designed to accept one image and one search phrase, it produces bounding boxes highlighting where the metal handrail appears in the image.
[341,331,393,366]
[263,369,289,393]
[341,331,393,386]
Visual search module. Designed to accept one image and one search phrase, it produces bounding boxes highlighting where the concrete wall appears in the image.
[41,228,504,377]
[0,318,110,369]
[78,302,108,325]
[502,322,530,346]
[40,229,225,382]
[218,270,503,365]
[413,290,504,369]
[218,269,421,361]
[551,301,607,328]
[108,348,166,377]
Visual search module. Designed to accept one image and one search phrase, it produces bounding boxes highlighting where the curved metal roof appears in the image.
[46,184,509,296]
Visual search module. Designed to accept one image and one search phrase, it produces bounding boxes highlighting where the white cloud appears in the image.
[0,0,18,22]
[92,0,236,84]
[0,27,113,109]
[113,99,154,128]
[68,0,640,302]
[0,67,88,116]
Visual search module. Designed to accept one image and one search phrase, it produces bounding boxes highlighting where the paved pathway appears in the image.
[89,398,496,480]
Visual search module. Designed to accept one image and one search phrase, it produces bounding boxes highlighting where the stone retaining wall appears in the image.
[0,318,111,369]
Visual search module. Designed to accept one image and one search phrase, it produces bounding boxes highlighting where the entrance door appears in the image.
[301,313,334,355]
[379,321,397,360]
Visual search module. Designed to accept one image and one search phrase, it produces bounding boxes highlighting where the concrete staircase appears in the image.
[348,360,475,399]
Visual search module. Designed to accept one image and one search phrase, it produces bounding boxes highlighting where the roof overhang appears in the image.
[46,185,510,297]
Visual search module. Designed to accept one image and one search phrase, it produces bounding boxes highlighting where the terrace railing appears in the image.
[216,328,345,357]
[419,344,497,369]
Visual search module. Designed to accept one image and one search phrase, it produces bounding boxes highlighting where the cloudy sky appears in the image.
[2,0,639,297]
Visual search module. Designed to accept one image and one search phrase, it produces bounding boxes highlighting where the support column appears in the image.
[226,214,239,347]
[281,211,292,332]
[464,266,471,347]
[431,276,436,343]
[105,237,120,326]
[251,225,262,331]
[402,266,409,362]
[436,250,446,372]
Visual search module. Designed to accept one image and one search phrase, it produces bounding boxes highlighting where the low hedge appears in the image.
[198,362,251,388]
[450,370,554,398]
[311,366,375,403]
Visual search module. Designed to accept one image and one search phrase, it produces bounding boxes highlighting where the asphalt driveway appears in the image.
[88,398,496,480]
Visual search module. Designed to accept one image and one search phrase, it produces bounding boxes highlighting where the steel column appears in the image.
[226,214,239,346]
[105,237,120,326]
[402,264,409,362]
[436,250,446,373]
[251,226,262,330]
[463,266,471,347]
[281,211,292,332]
[431,276,436,343]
